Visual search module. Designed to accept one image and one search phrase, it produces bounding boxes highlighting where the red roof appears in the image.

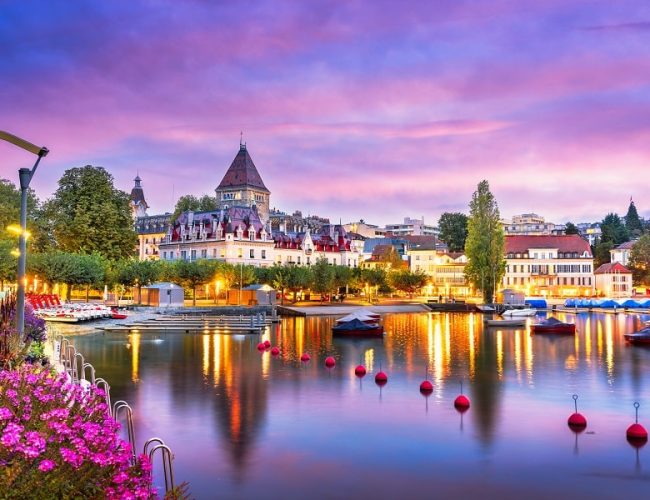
[505,235,592,256]
[217,144,269,193]
[614,240,636,250]
[594,262,632,275]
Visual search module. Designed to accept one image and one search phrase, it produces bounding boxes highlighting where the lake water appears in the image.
[68,312,650,499]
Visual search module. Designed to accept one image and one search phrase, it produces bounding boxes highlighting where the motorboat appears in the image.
[624,326,650,345]
[502,308,537,317]
[484,318,526,328]
[336,309,381,324]
[332,318,384,337]
[532,317,576,335]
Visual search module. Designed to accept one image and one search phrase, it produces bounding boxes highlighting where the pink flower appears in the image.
[38,459,56,472]
[0,407,12,420]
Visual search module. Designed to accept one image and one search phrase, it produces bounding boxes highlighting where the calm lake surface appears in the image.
[68,312,650,499]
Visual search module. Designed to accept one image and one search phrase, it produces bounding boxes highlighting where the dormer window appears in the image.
[249,232,254,241]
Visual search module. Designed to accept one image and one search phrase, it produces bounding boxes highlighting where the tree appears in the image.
[171,259,216,306]
[600,213,629,246]
[625,200,643,237]
[437,212,469,252]
[564,222,580,235]
[171,194,218,221]
[359,268,388,302]
[311,258,335,300]
[47,166,137,261]
[270,266,289,305]
[116,259,161,300]
[593,241,614,268]
[389,269,428,298]
[332,265,353,298]
[629,235,650,285]
[464,180,505,304]
[286,266,313,302]
[0,240,17,290]
[0,179,41,250]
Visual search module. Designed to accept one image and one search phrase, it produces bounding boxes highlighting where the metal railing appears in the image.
[53,335,176,493]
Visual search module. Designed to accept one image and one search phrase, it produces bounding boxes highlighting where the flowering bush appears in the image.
[0,364,156,498]
[0,294,48,369]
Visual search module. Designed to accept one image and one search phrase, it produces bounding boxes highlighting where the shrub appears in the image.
[0,364,156,498]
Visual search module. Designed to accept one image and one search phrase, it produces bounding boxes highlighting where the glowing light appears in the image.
[202,334,210,378]
[130,333,140,382]
[496,330,504,379]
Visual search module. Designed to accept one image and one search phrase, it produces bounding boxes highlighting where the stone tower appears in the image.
[215,143,270,224]
[130,175,149,218]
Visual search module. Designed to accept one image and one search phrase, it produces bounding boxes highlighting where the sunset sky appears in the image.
[1,1,649,226]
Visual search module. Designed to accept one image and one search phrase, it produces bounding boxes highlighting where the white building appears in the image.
[503,235,595,297]
[408,246,471,298]
[384,217,437,236]
[594,262,633,298]
[502,213,563,236]
[610,240,636,267]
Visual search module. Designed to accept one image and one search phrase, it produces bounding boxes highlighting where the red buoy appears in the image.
[454,381,470,411]
[354,365,367,377]
[375,371,388,386]
[627,402,648,446]
[270,346,280,356]
[264,339,271,348]
[325,356,336,368]
[420,380,433,394]
[568,395,587,431]
[256,342,266,351]
[454,394,470,410]
[300,353,311,362]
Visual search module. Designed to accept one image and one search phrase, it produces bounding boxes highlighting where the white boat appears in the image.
[501,308,537,317]
[484,318,526,327]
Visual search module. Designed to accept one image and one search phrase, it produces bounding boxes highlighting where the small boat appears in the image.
[624,326,650,345]
[476,305,496,313]
[502,308,537,317]
[484,318,526,328]
[333,318,384,337]
[111,308,128,320]
[532,317,576,334]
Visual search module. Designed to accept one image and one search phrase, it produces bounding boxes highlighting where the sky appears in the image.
[1,0,650,226]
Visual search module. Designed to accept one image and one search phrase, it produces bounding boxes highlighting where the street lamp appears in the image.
[0,131,49,336]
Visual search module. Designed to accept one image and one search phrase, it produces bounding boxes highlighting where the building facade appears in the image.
[610,240,636,267]
[384,217,437,236]
[594,262,633,298]
[502,235,595,297]
[408,247,471,298]
[502,213,564,236]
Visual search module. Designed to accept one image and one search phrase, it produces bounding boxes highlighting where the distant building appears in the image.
[130,176,171,260]
[408,244,471,298]
[610,240,636,267]
[343,220,386,239]
[503,235,594,297]
[594,262,633,298]
[129,175,149,218]
[576,222,601,246]
[502,213,563,236]
[384,217,437,237]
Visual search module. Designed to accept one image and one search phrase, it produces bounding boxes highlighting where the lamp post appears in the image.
[0,131,49,336]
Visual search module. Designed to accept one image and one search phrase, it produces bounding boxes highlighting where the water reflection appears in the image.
[68,312,650,498]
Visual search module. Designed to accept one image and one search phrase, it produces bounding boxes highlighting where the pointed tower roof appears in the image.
[130,175,148,207]
[217,143,269,193]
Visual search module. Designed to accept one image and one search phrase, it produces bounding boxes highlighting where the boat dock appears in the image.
[99,313,274,334]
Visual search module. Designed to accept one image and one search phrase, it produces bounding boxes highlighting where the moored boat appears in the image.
[484,318,526,328]
[333,318,384,337]
[624,326,650,345]
[502,308,537,317]
[532,317,575,334]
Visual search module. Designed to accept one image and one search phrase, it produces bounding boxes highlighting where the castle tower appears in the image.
[215,142,270,224]
[130,175,149,218]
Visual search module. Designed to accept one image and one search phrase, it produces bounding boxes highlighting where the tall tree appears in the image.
[286,266,313,302]
[437,212,469,252]
[47,166,137,261]
[171,259,217,306]
[172,194,218,220]
[116,259,161,299]
[625,199,643,236]
[464,180,505,303]
[564,222,580,235]
[628,235,650,286]
[0,240,17,290]
[389,269,429,298]
[600,213,629,246]
[311,258,335,300]
[0,179,41,249]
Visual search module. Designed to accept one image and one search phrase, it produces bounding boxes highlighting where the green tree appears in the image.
[312,258,335,300]
[116,259,161,300]
[437,212,469,252]
[270,266,289,305]
[0,240,17,289]
[171,194,218,221]
[464,180,505,303]
[47,166,137,261]
[359,268,388,302]
[171,259,217,306]
[286,266,313,302]
[389,269,428,298]
[0,179,41,249]
[600,213,629,246]
[564,222,580,235]
[625,200,643,237]
[332,265,353,298]
[629,235,650,286]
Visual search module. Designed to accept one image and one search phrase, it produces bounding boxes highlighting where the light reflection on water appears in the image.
[69,312,650,499]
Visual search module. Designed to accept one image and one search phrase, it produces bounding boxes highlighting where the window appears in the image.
[298,256,301,264]
[201,249,207,258]
[261,250,266,259]
[238,248,243,258]
[250,232,254,241]
[212,248,217,258]
[191,250,196,260]
[181,250,187,260]
[163,251,167,259]
[220,248,225,258]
